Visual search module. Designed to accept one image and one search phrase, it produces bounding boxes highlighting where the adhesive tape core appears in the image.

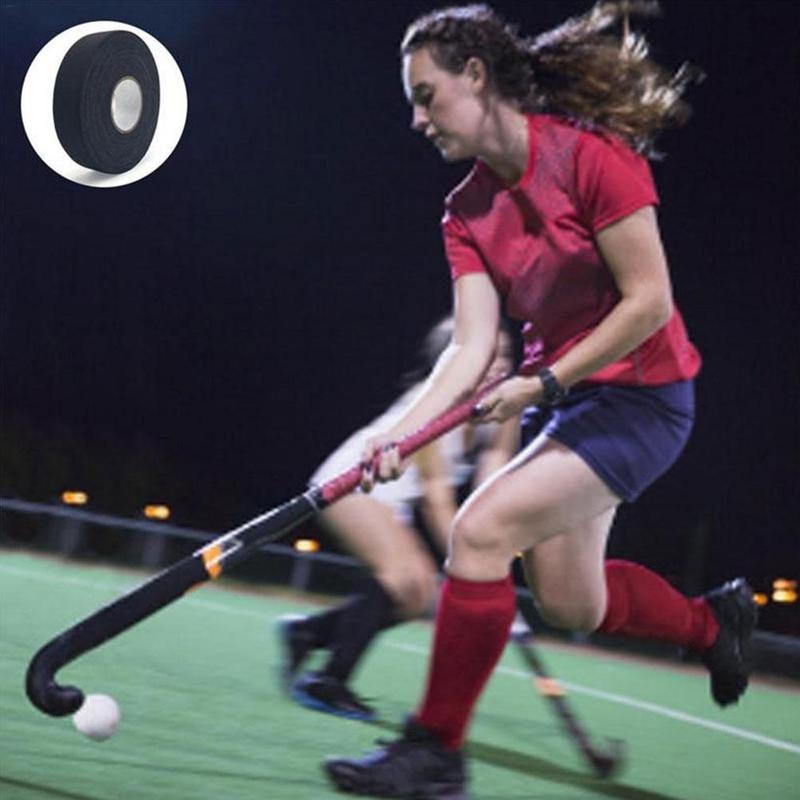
[110,76,143,133]
[53,30,160,174]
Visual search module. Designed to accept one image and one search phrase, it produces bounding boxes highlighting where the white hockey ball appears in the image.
[72,693,121,741]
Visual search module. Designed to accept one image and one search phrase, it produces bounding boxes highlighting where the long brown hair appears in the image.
[401,2,701,156]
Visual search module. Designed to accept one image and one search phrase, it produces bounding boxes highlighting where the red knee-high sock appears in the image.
[599,560,718,650]
[416,575,516,750]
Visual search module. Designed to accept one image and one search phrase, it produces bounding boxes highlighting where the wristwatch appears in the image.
[537,366,568,407]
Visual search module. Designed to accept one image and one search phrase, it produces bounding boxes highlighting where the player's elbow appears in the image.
[648,294,673,329]
[632,290,673,336]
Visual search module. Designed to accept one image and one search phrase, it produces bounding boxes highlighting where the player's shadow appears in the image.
[369,720,685,800]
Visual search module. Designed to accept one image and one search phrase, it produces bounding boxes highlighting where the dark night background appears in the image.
[1,2,798,630]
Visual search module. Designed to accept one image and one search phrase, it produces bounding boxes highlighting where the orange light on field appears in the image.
[752,592,768,607]
[772,589,798,604]
[144,504,171,520]
[294,538,320,553]
[772,578,797,591]
[61,491,88,506]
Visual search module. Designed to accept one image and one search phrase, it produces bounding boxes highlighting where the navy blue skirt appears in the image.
[520,381,695,502]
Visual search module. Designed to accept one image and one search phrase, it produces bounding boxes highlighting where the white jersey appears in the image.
[310,385,492,523]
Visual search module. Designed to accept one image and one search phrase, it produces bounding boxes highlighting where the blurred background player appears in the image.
[277,318,518,720]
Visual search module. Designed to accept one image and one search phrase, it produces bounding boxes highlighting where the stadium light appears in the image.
[61,491,88,506]
[752,592,768,607]
[771,579,797,603]
[143,504,171,521]
[294,538,320,553]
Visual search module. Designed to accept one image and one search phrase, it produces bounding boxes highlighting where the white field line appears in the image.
[3,561,799,756]
[390,641,800,756]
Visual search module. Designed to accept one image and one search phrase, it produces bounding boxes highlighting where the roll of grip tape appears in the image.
[53,30,160,174]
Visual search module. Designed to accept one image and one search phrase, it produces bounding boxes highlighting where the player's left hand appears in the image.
[472,375,540,423]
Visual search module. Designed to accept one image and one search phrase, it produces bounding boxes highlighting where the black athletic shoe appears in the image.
[276,614,316,691]
[701,578,758,707]
[324,717,468,798]
[292,672,376,721]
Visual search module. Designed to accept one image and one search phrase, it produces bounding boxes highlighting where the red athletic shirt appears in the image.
[443,115,701,385]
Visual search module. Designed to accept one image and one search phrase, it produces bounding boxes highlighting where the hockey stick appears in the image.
[510,621,626,779]
[26,377,506,719]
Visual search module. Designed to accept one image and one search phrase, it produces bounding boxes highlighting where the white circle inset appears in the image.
[20,21,188,188]
[110,76,143,133]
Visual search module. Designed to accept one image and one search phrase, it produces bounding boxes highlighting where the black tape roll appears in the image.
[53,30,160,174]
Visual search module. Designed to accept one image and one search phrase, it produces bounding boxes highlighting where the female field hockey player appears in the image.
[279,319,517,720]
[324,4,757,798]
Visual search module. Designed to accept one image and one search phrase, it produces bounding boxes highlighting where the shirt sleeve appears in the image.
[574,132,659,233]
[442,207,486,281]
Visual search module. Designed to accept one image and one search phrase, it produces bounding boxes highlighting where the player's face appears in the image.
[402,47,486,162]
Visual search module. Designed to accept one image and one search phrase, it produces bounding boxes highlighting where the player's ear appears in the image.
[464,57,488,93]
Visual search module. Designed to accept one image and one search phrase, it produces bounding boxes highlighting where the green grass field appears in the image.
[1,550,798,799]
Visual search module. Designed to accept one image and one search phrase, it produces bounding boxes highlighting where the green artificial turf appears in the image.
[1,550,797,799]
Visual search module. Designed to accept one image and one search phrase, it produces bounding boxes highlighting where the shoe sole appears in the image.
[290,685,376,722]
[324,763,468,799]
[706,579,758,706]
[732,580,758,684]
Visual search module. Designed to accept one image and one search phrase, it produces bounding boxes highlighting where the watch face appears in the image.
[538,367,566,406]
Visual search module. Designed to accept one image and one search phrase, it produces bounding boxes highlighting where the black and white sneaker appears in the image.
[701,578,758,707]
[292,672,376,721]
[324,717,468,798]
[275,614,317,691]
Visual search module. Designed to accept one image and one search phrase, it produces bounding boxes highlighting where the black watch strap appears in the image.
[537,366,568,407]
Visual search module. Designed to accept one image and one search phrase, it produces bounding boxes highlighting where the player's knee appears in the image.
[377,564,437,619]
[451,506,512,560]
[404,570,439,617]
[536,591,605,633]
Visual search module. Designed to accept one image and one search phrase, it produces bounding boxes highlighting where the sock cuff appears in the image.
[599,559,632,633]
[445,574,514,600]
[690,597,720,651]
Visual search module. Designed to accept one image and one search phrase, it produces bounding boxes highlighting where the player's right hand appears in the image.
[360,435,402,492]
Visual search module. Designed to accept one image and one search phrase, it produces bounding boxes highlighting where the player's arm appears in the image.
[549,205,673,387]
[475,206,672,421]
[363,274,501,485]
[394,273,500,432]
